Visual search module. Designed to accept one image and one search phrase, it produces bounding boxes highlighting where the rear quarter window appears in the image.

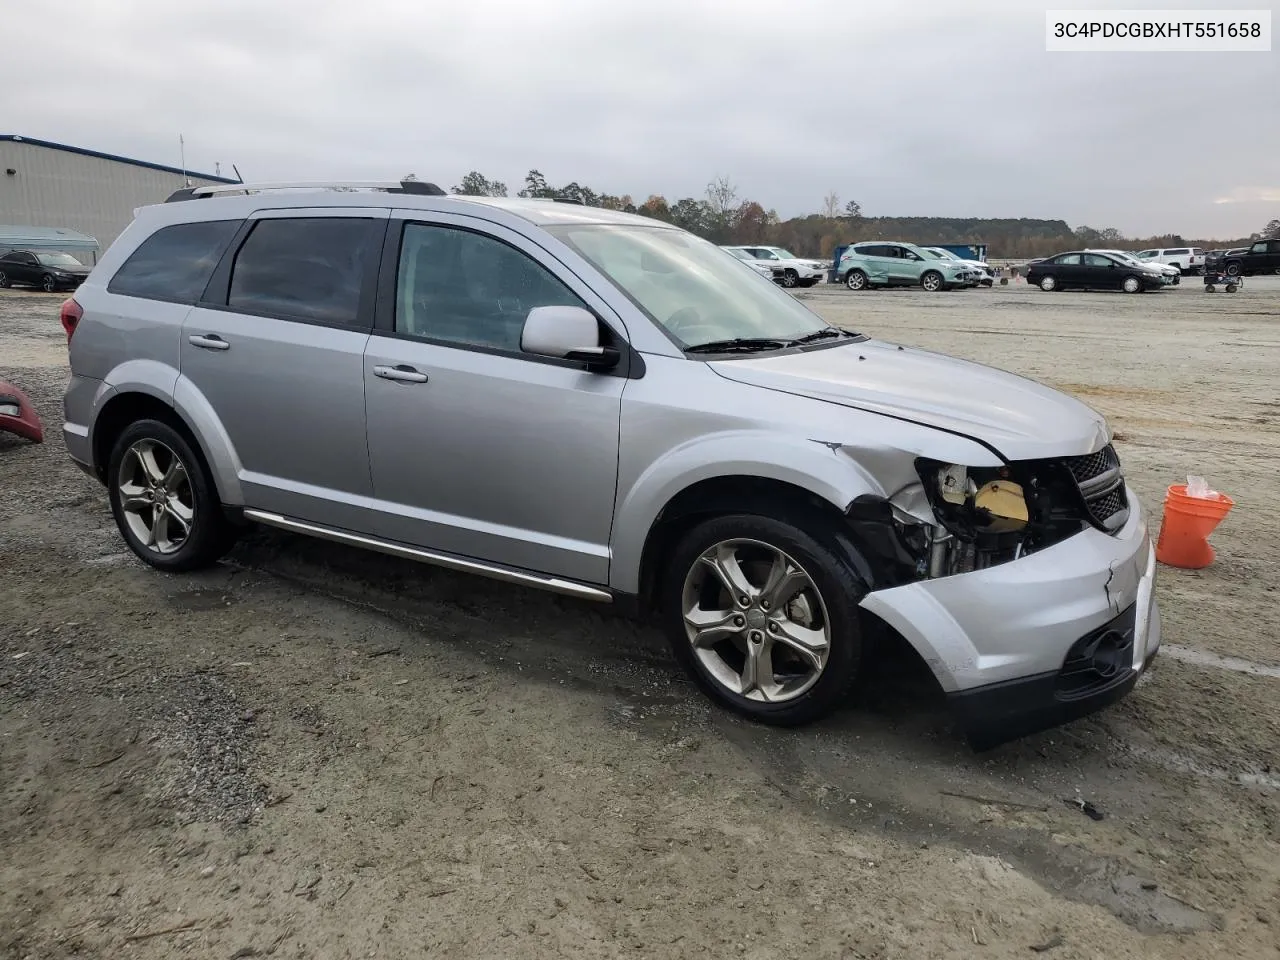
[107,220,241,303]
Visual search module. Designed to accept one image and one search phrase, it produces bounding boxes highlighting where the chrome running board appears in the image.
[241,509,613,603]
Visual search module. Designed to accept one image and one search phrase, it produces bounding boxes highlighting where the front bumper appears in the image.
[860,486,1160,745]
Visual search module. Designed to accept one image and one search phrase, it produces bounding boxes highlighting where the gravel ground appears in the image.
[2,278,1278,959]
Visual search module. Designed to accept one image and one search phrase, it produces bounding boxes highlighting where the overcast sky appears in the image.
[4,0,1276,238]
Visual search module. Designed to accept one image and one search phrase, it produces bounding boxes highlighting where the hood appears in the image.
[710,340,1109,461]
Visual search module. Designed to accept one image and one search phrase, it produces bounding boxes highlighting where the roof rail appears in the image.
[165,179,447,202]
[551,196,586,205]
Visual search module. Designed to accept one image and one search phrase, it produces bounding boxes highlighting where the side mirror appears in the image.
[521,305,620,370]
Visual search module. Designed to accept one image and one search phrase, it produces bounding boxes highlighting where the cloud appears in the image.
[3,0,1276,238]
[1214,187,1280,205]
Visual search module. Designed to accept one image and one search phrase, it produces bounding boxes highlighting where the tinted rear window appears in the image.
[226,217,378,326]
[108,220,240,302]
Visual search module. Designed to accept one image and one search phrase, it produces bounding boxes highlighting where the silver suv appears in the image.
[60,180,1160,747]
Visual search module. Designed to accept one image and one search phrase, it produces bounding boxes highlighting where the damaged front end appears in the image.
[847,444,1130,585]
[844,442,1158,749]
[0,380,44,444]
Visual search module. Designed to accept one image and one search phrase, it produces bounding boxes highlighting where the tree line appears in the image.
[446,170,1272,260]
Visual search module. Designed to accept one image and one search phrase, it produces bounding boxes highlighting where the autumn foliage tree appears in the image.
[453,169,1254,258]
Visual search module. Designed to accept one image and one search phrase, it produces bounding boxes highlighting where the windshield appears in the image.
[547,224,852,349]
[36,252,83,267]
[768,249,799,260]
[923,248,954,260]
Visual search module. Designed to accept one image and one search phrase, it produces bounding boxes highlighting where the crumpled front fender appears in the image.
[0,380,44,443]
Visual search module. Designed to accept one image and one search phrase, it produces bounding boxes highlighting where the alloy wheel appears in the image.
[681,538,831,703]
[41,275,55,292]
[846,271,866,291]
[116,438,195,555]
[921,272,942,292]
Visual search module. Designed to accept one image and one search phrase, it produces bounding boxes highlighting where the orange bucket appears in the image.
[1155,484,1234,569]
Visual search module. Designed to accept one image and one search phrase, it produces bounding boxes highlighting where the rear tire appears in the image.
[0,271,9,288]
[1226,283,1238,293]
[107,418,236,572]
[661,513,865,726]
[845,269,868,291]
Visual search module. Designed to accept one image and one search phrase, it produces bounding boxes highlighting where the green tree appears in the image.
[1264,219,1280,239]
[452,171,508,197]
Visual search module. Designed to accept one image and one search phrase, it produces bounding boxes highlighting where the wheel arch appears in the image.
[89,374,243,505]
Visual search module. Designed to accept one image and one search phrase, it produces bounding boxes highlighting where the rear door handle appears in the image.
[373,364,429,384]
[189,334,230,351]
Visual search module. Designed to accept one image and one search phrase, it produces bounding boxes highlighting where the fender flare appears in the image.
[91,361,245,504]
[609,431,884,594]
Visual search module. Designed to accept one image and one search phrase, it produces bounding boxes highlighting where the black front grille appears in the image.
[1064,445,1119,484]
[1061,444,1129,533]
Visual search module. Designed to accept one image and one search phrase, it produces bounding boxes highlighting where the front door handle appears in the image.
[189,334,230,351]
[373,364,429,384]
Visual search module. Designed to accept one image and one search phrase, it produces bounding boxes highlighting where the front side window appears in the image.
[546,223,845,348]
[396,223,587,352]
[1082,254,1112,266]
[108,219,241,303]
[227,217,377,325]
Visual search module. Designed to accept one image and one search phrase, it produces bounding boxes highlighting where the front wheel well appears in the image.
[635,476,852,616]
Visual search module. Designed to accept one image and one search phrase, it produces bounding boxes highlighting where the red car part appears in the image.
[0,380,44,443]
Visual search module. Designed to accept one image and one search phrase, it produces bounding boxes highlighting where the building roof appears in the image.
[0,224,99,251]
[0,134,239,184]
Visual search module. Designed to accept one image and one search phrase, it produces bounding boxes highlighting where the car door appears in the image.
[855,245,894,284]
[1079,253,1118,288]
[181,208,387,533]
[1050,253,1084,287]
[362,213,627,585]
[880,246,915,285]
[9,252,40,285]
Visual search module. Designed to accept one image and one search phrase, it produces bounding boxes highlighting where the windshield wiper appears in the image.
[786,326,854,346]
[685,337,790,354]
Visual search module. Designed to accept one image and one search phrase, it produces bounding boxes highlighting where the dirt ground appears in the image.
[2,277,1278,960]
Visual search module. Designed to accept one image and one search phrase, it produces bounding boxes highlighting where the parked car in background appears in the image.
[836,242,973,291]
[1086,249,1179,285]
[1027,251,1166,293]
[58,178,1160,744]
[1134,247,1205,276]
[921,247,994,286]
[726,246,785,282]
[1204,239,1280,276]
[0,249,91,292]
[722,245,826,288]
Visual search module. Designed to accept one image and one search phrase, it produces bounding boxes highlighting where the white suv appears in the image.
[1135,247,1205,276]
[721,246,826,288]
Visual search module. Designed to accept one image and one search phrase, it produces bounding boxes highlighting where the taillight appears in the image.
[60,297,82,343]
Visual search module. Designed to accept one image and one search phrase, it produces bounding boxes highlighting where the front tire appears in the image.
[1122,275,1142,294]
[920,270,944,292]
[1039,275,1057,291]
[1226,262,1241,276]
[780,269,799,288]
[661,514,865,726]
[845,269,868,291]
[107,419,235,572]
[41,274,56,293]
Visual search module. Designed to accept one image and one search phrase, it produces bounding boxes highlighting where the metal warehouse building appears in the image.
[0,134,238,262]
